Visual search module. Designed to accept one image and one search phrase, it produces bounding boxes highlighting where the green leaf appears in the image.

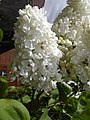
[32,117,37,120]
[22,95,31,104]
[0,77,7,98]
[0,99,30,120]
[62,113,71,120]
[77,108,90,120]
[76,102,84,114]
[0,76,7,83]
[40,108,52,120]
[71,117,80,120]
[61,82,72,94]
[0,28,3,42]
[80,98,87,106]
[48,98,55,105]
[57,82,67,103]
[72,94,90,120]
[8,86,17,93]
[51,89,59,99]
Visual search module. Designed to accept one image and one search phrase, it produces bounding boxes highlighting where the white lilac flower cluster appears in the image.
[12,5,62,92]
[52,0,90,91]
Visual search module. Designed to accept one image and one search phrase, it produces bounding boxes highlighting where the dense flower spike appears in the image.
[12,5,62,92]
[52,0,90,91]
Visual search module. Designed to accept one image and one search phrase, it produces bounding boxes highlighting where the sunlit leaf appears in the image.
[22,95,31,104]
[61,82,72,94]
[0,76,7,83]
[40,108,52,120]
[0,99,30,120]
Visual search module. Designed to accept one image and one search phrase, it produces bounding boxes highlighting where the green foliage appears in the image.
[57,82,72,103]
[0,28,3,42]
[40,108,52,120]
[71,92,90,120]
[57,82,67,103]
[0,76,7,83]
[61,82,72,95]
[21,95,31,104]
[0,99,30,120]
[7,85,32,100]
[5,83,81,119]
[1,78,90,120]
[0,76,7,98]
